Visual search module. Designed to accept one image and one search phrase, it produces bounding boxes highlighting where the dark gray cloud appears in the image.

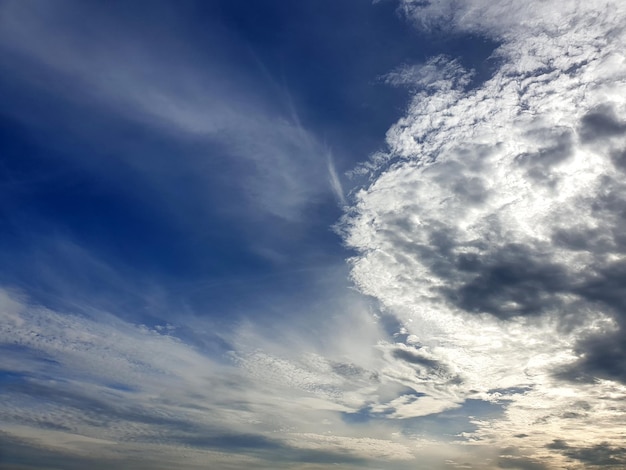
[556,259,626,383]
[450,175,489,205]
[579,105,626,142]
[515,128,574,186]
[610,147,626,172]
[445,240,626,380]
[392,347,443,370]
[547,440,626,467]
[555,328,626,383]
[330,361,368,379]
[550,226,612,253]
[445,243,570,319]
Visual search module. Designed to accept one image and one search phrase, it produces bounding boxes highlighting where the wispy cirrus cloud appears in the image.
[0,0,340,222]
[1,268,535,469]
[1,284,465,469]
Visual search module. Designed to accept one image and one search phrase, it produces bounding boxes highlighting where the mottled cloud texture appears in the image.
[2,0,626,469]
[342,0,626,467]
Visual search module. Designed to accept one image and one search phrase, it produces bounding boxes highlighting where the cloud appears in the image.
[339,0,626,463]
[0,0,336,221]
[384,56,474,92]
[327,151,347,206]
[3,0,626,467]
[1,286,447,468]
[2,279,548,468]
[547,440,626,467]
[497,455,548,470]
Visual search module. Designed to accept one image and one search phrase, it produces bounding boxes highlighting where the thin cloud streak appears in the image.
[0,0,334,222]
[327,151,347,207]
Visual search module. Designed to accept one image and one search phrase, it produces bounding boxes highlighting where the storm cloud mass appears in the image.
[1,0,626,469]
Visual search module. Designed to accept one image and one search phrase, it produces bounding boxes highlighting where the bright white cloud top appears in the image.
[345,0,626,466]
[1,0,626,469]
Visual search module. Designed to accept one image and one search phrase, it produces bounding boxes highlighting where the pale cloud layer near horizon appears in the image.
[2,0,626,469]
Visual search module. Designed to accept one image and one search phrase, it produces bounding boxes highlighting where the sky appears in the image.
[1,0,626,469]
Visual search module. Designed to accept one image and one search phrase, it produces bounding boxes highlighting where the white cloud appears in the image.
[5,279,550,467]
[327,151,348,206]
[384,56,473,92]
[3,0,626,467]
[0,286,440,467]
[339,0,626,463]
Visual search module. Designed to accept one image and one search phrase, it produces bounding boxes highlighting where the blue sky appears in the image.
[2,1,626,469]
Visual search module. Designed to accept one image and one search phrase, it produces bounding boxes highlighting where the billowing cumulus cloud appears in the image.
[340,0,626,466]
